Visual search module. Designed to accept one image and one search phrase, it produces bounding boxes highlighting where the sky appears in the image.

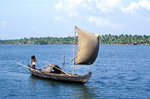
[0,0,150,40]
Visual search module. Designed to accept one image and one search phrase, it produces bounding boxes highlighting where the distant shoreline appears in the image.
[0,34,150,45]
[0,43,150,46]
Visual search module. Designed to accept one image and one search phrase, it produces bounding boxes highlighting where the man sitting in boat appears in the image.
[31,55,37,69]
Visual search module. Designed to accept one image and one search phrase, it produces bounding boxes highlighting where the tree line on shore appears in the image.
[0,34,150,45]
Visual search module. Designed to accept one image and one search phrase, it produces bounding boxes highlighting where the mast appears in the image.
[73,25,76,74]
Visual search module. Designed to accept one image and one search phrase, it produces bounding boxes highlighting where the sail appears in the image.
[75,28,99,65]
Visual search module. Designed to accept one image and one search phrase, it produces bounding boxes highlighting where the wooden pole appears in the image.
[73,26,76,74]
[16,62,30,68]
[63,55,65,66]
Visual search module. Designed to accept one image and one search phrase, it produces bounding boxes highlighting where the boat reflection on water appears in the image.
[69,84,96,99]
[29,75,96,98]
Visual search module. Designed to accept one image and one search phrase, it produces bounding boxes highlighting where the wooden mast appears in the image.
[73,25,76,74]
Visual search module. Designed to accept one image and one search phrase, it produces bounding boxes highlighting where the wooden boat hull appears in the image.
[29,68,92,84]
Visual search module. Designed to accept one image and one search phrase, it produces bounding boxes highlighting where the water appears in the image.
[0,44,150,99]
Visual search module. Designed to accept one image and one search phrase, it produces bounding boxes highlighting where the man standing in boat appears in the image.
[31,55,37,69]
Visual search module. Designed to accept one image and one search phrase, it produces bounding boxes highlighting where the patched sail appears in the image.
[75,28,99,65]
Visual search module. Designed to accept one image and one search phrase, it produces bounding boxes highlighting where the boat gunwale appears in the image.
[29,67,91,78]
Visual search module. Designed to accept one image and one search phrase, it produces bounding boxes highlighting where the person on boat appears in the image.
[31,55,37,69]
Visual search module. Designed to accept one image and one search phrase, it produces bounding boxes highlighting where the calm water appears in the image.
[0,44,150,99]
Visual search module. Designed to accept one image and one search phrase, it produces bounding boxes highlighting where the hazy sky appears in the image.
[0,0,150,40]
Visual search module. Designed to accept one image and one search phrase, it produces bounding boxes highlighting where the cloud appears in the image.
[121,0,150,13]
[95,0,121,13]
[139,0,150,10]
[55,1,63,9]
[55,0,150,15]
[54,0,122,19]
[88,16,120,29]
[55,0,84,16]
[54,0,124,29]
[55,0,123,16]
[121,2,139,13]
[54,16,62,21]
[54,0,149,30]
[55,0,83,11]
[1,21,8,27]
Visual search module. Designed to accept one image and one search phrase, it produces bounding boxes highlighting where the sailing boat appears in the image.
[28,26,99,83]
